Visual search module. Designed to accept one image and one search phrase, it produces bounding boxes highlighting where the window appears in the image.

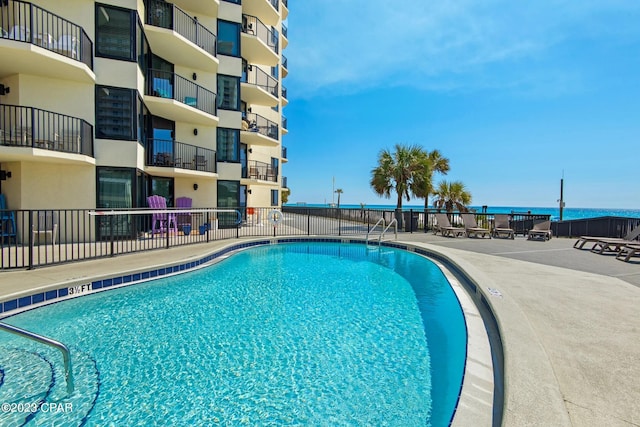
[270,65,279,79]
[151,176,174,206]
[217,75,240,110]
[217,128,240,162]
[221,0,241,3]
[96,4,134,60]
[271,189,279,206]
[271,157,279,177]
[217,20,240,56]
[96,86,136,140]
[137,19,150,74]
[218,180,240,228]
[97,167,135,238]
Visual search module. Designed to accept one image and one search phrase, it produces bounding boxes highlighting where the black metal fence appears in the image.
[146,138,216,173]
[145,0,216,56]
[242,14,279,54]
[243,64,279,97]
[0,0,93,69]
[244,112,278,140]
[2,207,639,270]
[0,104,94,156]
[146,69,217,116]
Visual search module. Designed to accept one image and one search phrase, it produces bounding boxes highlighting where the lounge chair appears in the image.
[574,226,640,250]
[527,220,552,241]
[32,211,58,246]
[433,213,465,238]
[616,243,640,262]
[147,195,177,235]
[460,213,491,238]
[591,234,640,255]
[492,214,515,239]
[175,196,192,230]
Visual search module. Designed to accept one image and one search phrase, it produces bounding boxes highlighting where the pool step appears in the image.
[30,346,100,426]
[0,347,54,426]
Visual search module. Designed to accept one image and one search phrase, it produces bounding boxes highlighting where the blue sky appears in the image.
[282,0,640,209]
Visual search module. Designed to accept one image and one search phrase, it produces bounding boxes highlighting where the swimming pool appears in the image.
[0,242,467,426]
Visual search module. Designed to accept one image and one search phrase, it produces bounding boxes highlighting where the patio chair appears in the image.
[574,226,640,250]
[32,210,58,246]
[175,196,192,229]
[0,194,17,242]
[492,214,515,239]
[615,243,640,262]
[433,213,465,238]
[460,213,491,238]
[9,25,29,42]
[591,230,640,255]
[147,195,177,235]
[54,35,78,59]
[527,220,552,241]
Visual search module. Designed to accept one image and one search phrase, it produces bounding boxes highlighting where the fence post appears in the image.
[28,211,34,270]
[109,215,114,257]
[307,210,310,236]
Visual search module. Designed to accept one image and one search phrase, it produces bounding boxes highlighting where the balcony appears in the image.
[241,14,279,67]
[281,85,288,106]
[243,159,277,183]
[0,104,93,160]
[281,23,288,49]
[282,115,288,135]
[145,69,218,126]
[281,54,288,77]
[242,0,279,27]
[146,138,217,176]
[282,0,289,20]
[281,145,288,163]
[241,64,279,107]
[144,0,218,71]
[0,0,93,82]
[282,176,288,189]
[241,112,279,147]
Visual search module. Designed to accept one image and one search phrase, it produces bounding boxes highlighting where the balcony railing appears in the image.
[242,64,279,97]
[146,69,217,116]
[247,159,277,182]
[146,138,216,173]
[282,145,287,160]
[242,14,278,54]
[281,85,287,99]
[282,0,288,7]
[243,112,278,140]
[269,0,279,12]
[0,104,93,156]
[282,23,287,39]
[282,176,288,188]
[0,0,93,69]
[282,54,288,69]
[282,115,287,130]
[144,0,216,57]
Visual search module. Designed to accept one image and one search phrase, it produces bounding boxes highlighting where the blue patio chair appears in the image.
[0,194,17,242]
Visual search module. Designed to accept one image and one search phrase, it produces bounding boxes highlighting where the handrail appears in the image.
[379,218,398,244]
[0,321,74,394]
[366,218,385,246]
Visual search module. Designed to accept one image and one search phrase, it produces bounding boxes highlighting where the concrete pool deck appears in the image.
[0,233,638,426]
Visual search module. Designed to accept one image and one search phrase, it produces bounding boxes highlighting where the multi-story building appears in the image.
[0,0,289,227]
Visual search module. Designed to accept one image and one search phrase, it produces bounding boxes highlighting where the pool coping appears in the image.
[0,236,495,425]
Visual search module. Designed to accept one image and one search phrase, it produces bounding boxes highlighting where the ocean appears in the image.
[286,204,640,221]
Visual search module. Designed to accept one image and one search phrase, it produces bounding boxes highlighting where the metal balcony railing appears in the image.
[269,0,279,11]
[281,85,287,99]
[146,138,216,173]
[146,69,217,116]
[243,112,278,140]
[282,0,288,7]
[282,115,287,130]
[144,0,216,57]
[282,54,288,69]
[242,64,279,97]
[0,104,94,156]
[282,23,287,39]
[282,145,287,159]
[0,0,93,69]
[282,176,288,188]
[247,159,277,182]
[242,14,279,54]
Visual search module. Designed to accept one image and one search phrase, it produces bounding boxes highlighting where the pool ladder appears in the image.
[366,218,398,246]
[0,321,74,394]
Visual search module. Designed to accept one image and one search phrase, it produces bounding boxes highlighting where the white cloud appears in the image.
[287,0,640,97]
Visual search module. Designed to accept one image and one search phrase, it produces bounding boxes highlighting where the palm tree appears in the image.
[433,180,472,213]
[370,144,426,210]
[335,188,343,208]
[413,150,450,209]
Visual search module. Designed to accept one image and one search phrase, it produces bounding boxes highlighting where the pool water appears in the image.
[0,243,467,426]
